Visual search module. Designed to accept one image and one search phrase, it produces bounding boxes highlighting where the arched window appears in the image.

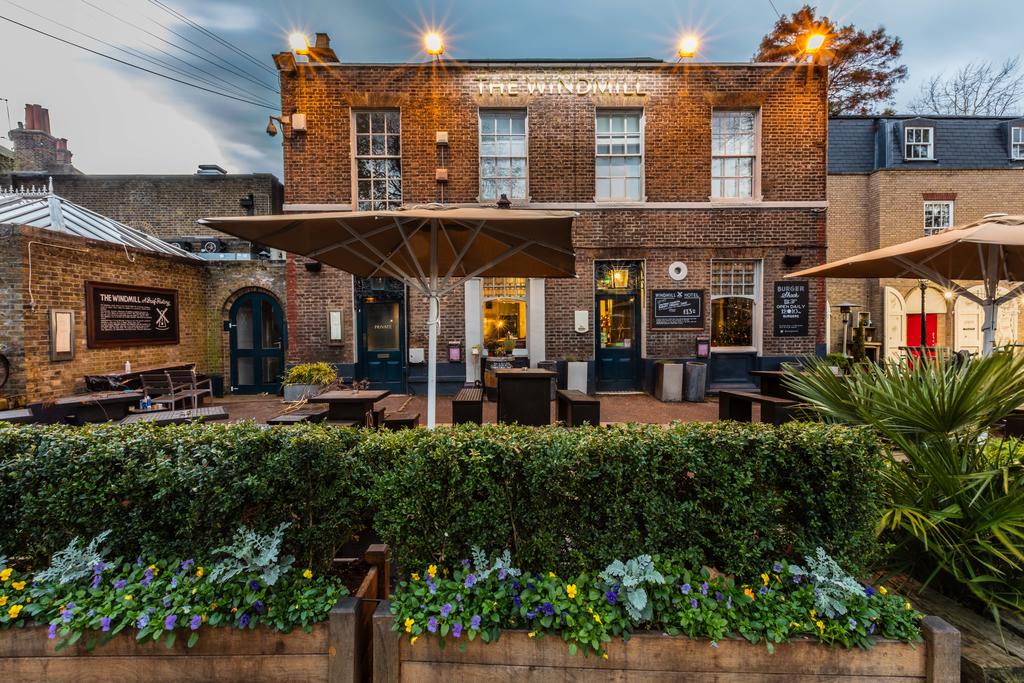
[482,278,526,354]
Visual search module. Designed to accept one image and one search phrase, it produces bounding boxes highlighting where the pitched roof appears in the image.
[0,184,198,259]
[829,116,1024,174]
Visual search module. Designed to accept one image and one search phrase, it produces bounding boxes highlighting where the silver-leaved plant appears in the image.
[787,547,864,618]
[470,546,522,580]
[600,554,665,623]
[209,523,294,586]
[34,530,111,586]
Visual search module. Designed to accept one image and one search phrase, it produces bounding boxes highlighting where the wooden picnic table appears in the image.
[310,389,391,423]
[495,368,556,426]
[119,406,229,426]
[53,390,144,423]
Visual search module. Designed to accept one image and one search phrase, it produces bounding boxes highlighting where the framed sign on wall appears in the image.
[85,282,180,348]
[49,309,75,361]
[651,289,704,329]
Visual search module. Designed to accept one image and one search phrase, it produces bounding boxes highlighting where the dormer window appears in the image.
[1013,126,1024,160]
[905,126,934,160]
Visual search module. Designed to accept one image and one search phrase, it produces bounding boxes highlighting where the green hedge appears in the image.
[367,422,885,577]
[0,422,367,571]
[0,421,884,580]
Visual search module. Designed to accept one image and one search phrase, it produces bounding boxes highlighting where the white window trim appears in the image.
[1012,126,1024,160]
[350,109,403,210]
[709,259,763,353]
[481,277,528,354]
[923,200,954,235]
[904,126,935,161]
[710,108,762,202]
[478,109,530,204]
[594,109,645,203]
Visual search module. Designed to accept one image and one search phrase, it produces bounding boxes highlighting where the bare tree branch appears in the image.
[909,58,1024,116]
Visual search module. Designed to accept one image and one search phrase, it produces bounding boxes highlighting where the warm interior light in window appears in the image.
[611,269,629,288]
[288,32,309,53]
[424,32,444,56]
[677,35,699,58]
[805,33,827,54]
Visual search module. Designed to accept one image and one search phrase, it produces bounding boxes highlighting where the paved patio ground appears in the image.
[209,392,752,425]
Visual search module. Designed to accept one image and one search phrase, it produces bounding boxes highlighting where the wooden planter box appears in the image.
[0,544,390,683]
[373,601,959,683]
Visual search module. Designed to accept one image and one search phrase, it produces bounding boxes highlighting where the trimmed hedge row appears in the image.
[0,421,884,578]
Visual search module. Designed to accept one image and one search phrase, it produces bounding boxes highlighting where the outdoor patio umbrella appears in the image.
[199,206,577,427]
[788,214,1024,355]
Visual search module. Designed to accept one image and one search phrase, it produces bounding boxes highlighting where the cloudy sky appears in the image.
[1,0,1019,177]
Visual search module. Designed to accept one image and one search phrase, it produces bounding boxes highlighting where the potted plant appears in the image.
[281,362,337,401]
[822,352,850,377]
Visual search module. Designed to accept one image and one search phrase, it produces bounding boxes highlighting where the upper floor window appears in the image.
[480,111,527,201]
[595,111,643,201]
[1013,126,1024,160]
[711,110,757,199]
[924,201,953,235]
[354,110,401,210]
[904,126,934,160]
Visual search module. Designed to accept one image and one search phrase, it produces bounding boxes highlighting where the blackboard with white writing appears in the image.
[774,281,810,337]
[651,289,704,329]
[86,282,179,348]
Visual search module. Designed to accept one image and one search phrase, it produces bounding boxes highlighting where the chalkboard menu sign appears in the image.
[774,280,809,337]
[85,282,179,348]
[651,289,704,329]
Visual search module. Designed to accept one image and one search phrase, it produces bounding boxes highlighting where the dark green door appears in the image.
[595,262,643,392]
[357,294,406,393]
[230,292,286,394]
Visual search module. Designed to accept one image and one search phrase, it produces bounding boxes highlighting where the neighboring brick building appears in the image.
[827,116,1024,357]
[275,36,828,393]
[7,104,78,174]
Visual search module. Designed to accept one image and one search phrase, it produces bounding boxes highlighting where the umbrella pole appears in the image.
[427,294,439,428]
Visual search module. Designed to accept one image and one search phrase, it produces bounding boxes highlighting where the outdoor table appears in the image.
[494,368,556,426]
[749,370,794,400]
[310,389,391,424]
[53,389,144,423]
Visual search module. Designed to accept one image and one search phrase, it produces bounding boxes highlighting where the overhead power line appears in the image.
[0,14,277,110]
[146,0,278,76]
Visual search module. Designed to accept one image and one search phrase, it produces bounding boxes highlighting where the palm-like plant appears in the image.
[784,352,1024,618]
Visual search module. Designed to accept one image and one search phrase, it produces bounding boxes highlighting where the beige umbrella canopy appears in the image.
[199,206,578,426]
[789,214,1024,355]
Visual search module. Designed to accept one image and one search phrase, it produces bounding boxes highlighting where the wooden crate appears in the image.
[373,601,960,683]
[0,544,391,683]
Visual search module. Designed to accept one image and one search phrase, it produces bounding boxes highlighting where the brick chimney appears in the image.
[11,103,75,173]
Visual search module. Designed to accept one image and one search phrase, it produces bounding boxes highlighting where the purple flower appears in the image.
[714,591,724,602]
[48,623,58,639]
[869,622,876,635]
[606,589,618,606]
[136,556,143,567]
[792,576,802,584]
[249,580,261,591]
[180,559,195,572]
[498,567,507,580]
[428,582,437,595]
[92,573,102,589]
[461,559,470,568]
[427,617,438,633]
[527,582,536,592]
[238,613,250,628]
[452,622,463,638]
[773,563,783,573]
[170,576,178,589]
[848,618,857,630]
[726,596,732,610]
[526,610,536,620]
[190,615,202,631]
[137,614,150,629]
[114,579,127,591]
[464,574,476,589]
[62,610,74,623]
[690,598,699,609]
[162,596,172,608]
[141,568,154,587]
[254,600,265,614]
[100,617,111,632]
[680,583,691,595]
[513,595,522,608]
[541,602,554,616]
[758,586,769,595]
[164,615,177,630]
[512,581,522,591]
[440,603,453,617]
[470,615,481,630]
[700,581,709,596]
[864,586,876,598]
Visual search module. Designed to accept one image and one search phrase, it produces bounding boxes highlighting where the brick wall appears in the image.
[0,224,26,397]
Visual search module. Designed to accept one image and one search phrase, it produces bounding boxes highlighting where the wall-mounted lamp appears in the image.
[304,260,322,272]
[266,113,306,138]
[677,35,699,59]
[782,254,803,268]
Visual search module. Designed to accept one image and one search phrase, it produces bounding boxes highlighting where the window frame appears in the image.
[350,109,403,211]
[478,109,529,203]
[1012,126,1024,160]
[594,109,645,203]
[481,277,528,352]
[923,200,954,235]
[709,259,762,353]
[710,108,761,201]
[904,126,935,161]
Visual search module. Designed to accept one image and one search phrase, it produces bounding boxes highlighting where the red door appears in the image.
[906,314,938,347]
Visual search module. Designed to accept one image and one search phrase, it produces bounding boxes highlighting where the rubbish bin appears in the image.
[537,360,558,400]
[684,361,707,403]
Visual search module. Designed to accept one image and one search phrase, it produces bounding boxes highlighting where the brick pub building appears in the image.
[277,36,828,393]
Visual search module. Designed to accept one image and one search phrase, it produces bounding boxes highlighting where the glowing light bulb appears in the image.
[678,35,699,58]
[806,33,827,54]
[288,32,309,53]
[424,32,444,56]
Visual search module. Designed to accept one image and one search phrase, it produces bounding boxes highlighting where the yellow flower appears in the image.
[565,584,577,599]
[201,615,207,623]
[878,586,888,595]
[11,581,25,591]
[816,620,825,634]
[409,636,418,646]
[0,596,6,607]
[810,609,816,618]
[0,568,11,582]
[790,622,801,628]
[303,569,314,580]
[427,564,437,579]
[527,631,536,638]
[210,603,218,610]
[442,568,449,577]
[744,587,756,601]
[192,588,197,595]
[411,573,421,582]
[124,595,133,601]
[904,602,912,611]
[196,567,204,578]
[148,564,159,576]
[231,607,238,613]
[404,617,415,633]
[601,653,609,660]
[7,604,23,618]
[548,572,556,578]
[593,613,602,624]
[761,573,769,587]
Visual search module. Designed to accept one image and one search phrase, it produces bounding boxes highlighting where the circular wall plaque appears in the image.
[668,262,688,281]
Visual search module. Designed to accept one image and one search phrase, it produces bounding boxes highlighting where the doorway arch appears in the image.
[228,291,287,394]
[883,287,906,359]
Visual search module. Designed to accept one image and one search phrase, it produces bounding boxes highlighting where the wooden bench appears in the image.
[0,408,34,424]
[119,406,228,426]
[452,387,484,425]
[382,412,420,430]
[267,406,329,426]
[556,389,600,427]
[718,390,797,425]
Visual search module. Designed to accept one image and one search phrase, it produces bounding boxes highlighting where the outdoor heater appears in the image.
[837,302,860,356]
